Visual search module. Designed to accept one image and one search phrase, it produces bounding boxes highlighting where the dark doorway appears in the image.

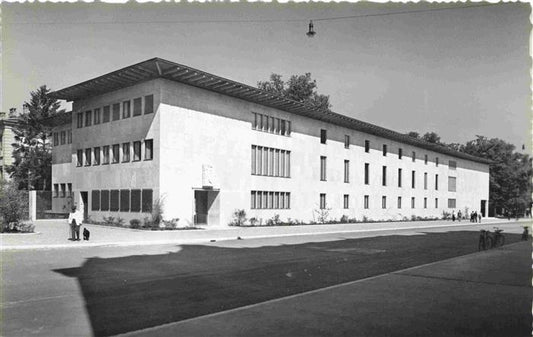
[194,189,220,226]
[480,200,487,217]
[80,191,88,221]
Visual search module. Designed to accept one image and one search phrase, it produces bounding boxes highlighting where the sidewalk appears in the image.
[1,217,530,250]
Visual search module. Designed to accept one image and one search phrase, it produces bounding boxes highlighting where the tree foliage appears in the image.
[258,73,331,112]
[7,85,61,190]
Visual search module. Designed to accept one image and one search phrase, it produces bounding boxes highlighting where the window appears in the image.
[344,160,349,183]
[77,150,83,167]
[60,131,66,145]
[343,194,349,209]
[436,157,439,167]
[412,151,416,162]
[133,97,142,116]
[102,146,110,165]
[144,95,154,114]
[424,197,427,209]
[77,112,83,128]
[112,103,120,121]
[435,198,439,208]
[364,163,370,185]
[435,174,439,190]
[85,148,92,166]
[112,144,120,164]
[424,154,428,164]
[120,190,130,212]
[383,144,387,156]
[320,129,327,144]
[251,191,290,209]
[382,166,387,186]
[448,176,457,192]
[411,197,415,209]
[365,140,370,153]
[364,195,369,209]
[399,148,403,159]
[397,196,402,209]
[382,196,387,209]
[91,191,100,211]
[103,106,110,123]
[94,108,101,124]
[411,170,416,188]
[53,132,59,146]
[133,141,141,161]
[448,198,456,208]
[145,139,153,160]
[280,120,286,135]
[53,184,59,198]
[142,189,153,212]
[320,193,326,209]
[424,173,428,190]
[122,142,130,162]
[123,101,131,118]
[67,130,72,144]
[344,135,350,149]
[320,156,327,181]
[67,183,72,197]
[131,190,141,212]
[85,110,92,127]
[93,147,100,165]
[60,184,66,198]
[449,160,457,170]
[110,190,119,211]
[100,190,110,211]
[398,168,402,187]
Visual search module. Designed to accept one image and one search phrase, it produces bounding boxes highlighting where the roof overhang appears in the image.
[50,57,492,165]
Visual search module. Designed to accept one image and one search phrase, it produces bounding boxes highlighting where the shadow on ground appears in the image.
[55,230,528,337]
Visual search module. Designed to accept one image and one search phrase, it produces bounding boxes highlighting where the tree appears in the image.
[421,132,441,144]
[8,85,61,190]
[407,131,420,139]
[258,73,331,112]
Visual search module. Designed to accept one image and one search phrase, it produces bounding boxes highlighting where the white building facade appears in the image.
[49,58,490,226]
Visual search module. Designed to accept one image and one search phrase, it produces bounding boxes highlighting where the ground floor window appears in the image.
[251,191,290,210]
[343,194,349,209]
[93,188,152,213]
[364,195,369,209]
[448,198,456,208]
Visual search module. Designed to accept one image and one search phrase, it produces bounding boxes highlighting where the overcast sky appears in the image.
[2,2,530,150]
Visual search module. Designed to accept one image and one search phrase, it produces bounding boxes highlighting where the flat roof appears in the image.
[50,57,491,165]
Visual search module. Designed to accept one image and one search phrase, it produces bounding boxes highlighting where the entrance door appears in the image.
[80,191,88,221]
[480,200,487,217]
[194,189,220,226]
[194,190,208,225]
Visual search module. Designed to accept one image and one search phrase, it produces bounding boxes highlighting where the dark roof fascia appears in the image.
[50,58,492,165]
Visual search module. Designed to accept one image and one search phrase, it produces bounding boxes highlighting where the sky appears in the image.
[2,2,531,151]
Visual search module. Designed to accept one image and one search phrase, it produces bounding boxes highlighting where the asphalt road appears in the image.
[1,222,530,337]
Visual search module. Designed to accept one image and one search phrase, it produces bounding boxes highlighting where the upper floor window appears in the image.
[424,172,428,190]
[103,106,110,123]
[382,166,387,186]
[448,176,457,192]
[133,141,141,161]
[53,132,59,146]
[76,149,83,167]
[412,151,416,162]
[398,168,402,187]
[85,110,92,127]
[344,160,349,183]
[365,140,370,153]
[122,142,130,162]
[251,145,290,178]
[320,129,327,144]
[436,157,439,167]
[398,148,403,159]
[364,163,370,185]
[133,98,142,117]
[320,156,327,181]
[112,144,120,164]
[382,144,387,156]
[76,112,83,128]
[94,108,101,125]
[424,154,428,164]
[102,146,110,165]
[94,147,101,165]
[411,170,416,188]
[252,112,290,136]
[123,101,131,119]
[60,131,66,145]
[112,103,120,121]
[344,135,350,149]
[67,130,72,144]
[145,139,153,160]
[449,160,457,170]
[435,174,439,190]
[84,148,91,166]
[144,95,154,114]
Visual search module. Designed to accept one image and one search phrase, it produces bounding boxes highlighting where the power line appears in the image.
[7,3,504,25]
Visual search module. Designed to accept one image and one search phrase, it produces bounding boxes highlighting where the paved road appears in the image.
[1,222,530,337]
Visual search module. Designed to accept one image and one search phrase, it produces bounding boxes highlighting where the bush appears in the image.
[229,209,247,226]
[130,219,141,229]
[103,216,115,225]
[266,214,281,226]
[115,217,125,227]
[151,197,165,227]
[249,217,258,226]
[0,181,29,224]
[18,222,35,233]
[163,218,179,229]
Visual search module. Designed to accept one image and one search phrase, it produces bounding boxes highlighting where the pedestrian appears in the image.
[457,210,462,222]
[478,213,482,223]
[473,211,478,223]
[67,205,83,241]
[452,211,455,222]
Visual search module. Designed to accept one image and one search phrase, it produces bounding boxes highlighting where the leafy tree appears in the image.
[421,132,441,144]
[258,73,331,112]
[8,85,61,190]
[407,131,420,138]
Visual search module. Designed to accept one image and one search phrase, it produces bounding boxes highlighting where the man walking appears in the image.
[68,204,83,241]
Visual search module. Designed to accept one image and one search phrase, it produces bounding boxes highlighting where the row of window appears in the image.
[76,95,154,129]
[251,145,291,177]
[52,130,73,146]
[319,194,457,210]
[252,112,291,136]
[250,191,291,209]
[53,183,73,198]
[76,139,153,167]
[91,189,153,213]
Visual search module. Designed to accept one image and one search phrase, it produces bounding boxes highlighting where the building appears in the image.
[48,57,490,226]
[0,109,19,181]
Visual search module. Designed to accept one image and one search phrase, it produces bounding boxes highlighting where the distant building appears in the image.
[48,57,490,226]
[0,109,19,181]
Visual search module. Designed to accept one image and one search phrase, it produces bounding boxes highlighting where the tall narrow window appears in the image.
[398,168,402,187]
[364,163,370,185]
[382,144,387,156]
[424,172,428,190]
[100,190,110,211]
[77,112,83,128]
[133,97,142,116]
[286,151,291,177]
[94,108,101,124]
[144,94,154,114]
[320,129,327,144]
[344,135,350,149]
[67,130,72,144]
[411,197,415,209]
[251,191,257,209]
[85,110,92,126]
[131,190,141,212]
[397,196,402,209]
[411,170,416,188]
[382,196,387,209]
[424,197,427,209]
[424,154,428,164]
[53,184,59,197]
[448,176,457,192]
[102,146,110,165]
[53,133,59,146]
[319,193,326,209]
[60,131,66,145]
[91,191,100,211]
[112,144,120,163]
[398,148,403,159]
[436,157,439,167]
[435,198,439,208]
[120,190,130,212]
[122,142,130,162]
[280,120,286,135]
[365,140,370,153]
[412,151,416,162]
[77,150,83,167]
[112,103,120,121]
[67,183,72,197]
[145,139,153,160]
[142,189,153,212]
[123,101,131,118]
[343,194,349,209]
[93,147,100,165]
[320,156,327,181]
[133,141,141,161]
[364,195,369,209]
[382,166,387,186]
[435,174,439,190]
[103,105,110,123]
[251,145,256,175]
[344,160,350,183]
[110,190,119,211]
[85,148,91,166]
[252,113,258,129]
[60,184,66,198]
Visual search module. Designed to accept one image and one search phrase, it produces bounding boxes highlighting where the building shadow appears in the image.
[55,230,527,337]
